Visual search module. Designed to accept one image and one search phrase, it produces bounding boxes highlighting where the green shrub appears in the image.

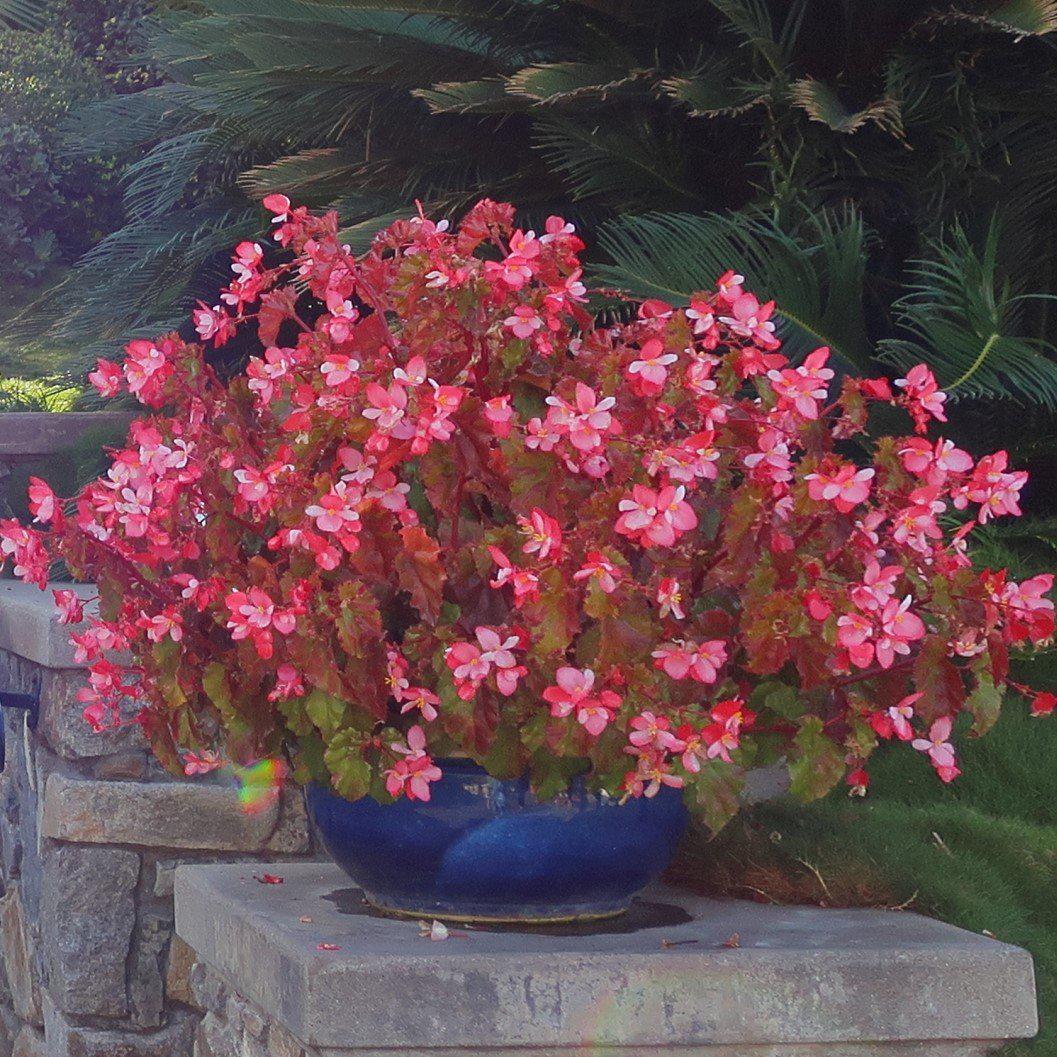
[0,26,116,285]
[43,0,159,93]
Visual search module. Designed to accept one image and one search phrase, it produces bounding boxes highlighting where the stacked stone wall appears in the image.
[0,587,316,1057]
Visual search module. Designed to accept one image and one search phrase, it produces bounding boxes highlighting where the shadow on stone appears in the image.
[321,886,693,935]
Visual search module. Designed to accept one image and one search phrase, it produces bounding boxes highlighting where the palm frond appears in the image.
[238,149,367,202]
[924,0,1057,38]
[534,117,702,209]
[0,0,44,28]
[505,62,646,105]
[788,78,903,137]
[878,219,1057,408]
[660,63,768,118]
[595,208,873,367]
[413,78,516,113]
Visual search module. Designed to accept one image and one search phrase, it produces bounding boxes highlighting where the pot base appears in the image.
[361,891,630,926]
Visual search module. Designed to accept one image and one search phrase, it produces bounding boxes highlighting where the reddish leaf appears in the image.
[395,526,446,624]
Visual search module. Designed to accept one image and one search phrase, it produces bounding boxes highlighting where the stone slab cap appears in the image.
[41,772,285,851]
[0,411,131,460]
[174,861,1038,1053]
[0,582,97,669]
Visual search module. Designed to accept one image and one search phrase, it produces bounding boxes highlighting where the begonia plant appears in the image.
[2,198,1052,828]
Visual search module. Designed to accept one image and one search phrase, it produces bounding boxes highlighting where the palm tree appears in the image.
[5,0,1057,416]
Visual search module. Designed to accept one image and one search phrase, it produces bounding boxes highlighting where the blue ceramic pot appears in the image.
[306,760,688,924]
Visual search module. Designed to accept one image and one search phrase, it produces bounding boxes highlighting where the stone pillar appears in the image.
[0,582,317,1057]
[172,861,1039,1057]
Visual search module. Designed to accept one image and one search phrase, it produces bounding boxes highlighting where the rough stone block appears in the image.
[165,935,197,1007]
[37,669,145,759]
[175,862,1038,1055]
[0,886,41,1025]
[188,963,228,1015]
[10,1026,44,1057]
[266,790,311,854]
[42,843,139,1017]
[129,909,173,1028]
[41,773,282,851]
[194,1010,241,1057]
[44,1001,196,1057]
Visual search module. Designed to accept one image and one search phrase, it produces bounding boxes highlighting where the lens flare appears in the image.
[232,758,285,814]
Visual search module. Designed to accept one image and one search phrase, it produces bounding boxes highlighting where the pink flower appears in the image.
[573,552,621,594]
[656,578,685,620]
[88,358,123,398]
[268,664,305,701]
[627,339,678,394]
[850,562,901,612]
[954,451,1027,523]
[876,596,926,668]
[719,292,779,350]
[224,587,295,659]
[899,438,973,482]
[628,711,683,752]
[615,484,697,548]
[400,687,441,723]
[805,464,874,513]
[488,546,540,607]
[504,305,544,339]
[652,639,727,684]
[767,347,834,419]
[52,589,84,625]
[895,364,947,432]
[543,667,620,735]
[518,509,563,560]
[183,750,222,776]
[484,395,515,438]
[192,303,234,346]
[444,627,523,699]
[888,692,922,741]
[836,611,875,669]
[715,270,744,303]
[385,726,443,801]
[362,382,410,434]
[306,481,362,536]
[27,478,58,524]
[321,353,360,387]
[912,716,957,774]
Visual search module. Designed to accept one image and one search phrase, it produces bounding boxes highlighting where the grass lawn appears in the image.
[676,684,1057,1055]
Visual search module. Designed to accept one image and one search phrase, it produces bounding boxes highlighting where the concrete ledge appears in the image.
[41,773,309,853]
[0,582,96,669]
[174,861,1038,1054]
[0,411,131,460]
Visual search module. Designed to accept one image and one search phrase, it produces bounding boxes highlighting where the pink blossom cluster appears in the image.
[1,196,1051,820]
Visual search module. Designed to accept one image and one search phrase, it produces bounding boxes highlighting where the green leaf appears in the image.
[529,750,585,801]
[686,759,744,832]
[788,716,844,802]
[323,729,371,801]
[660,62,767,118]
[480,720,524,779]
[967,670,1003,737]
[304,688,347,740]
[749,680,802,720]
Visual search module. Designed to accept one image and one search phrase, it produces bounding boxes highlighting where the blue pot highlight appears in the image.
[306,760,688,923]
